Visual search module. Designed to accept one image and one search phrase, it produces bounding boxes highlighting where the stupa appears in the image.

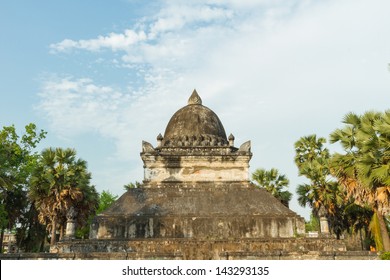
[3,90,369,260]
[52,90,354,259]
[89,90,305,242]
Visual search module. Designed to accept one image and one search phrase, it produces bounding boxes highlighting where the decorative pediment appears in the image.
[238,141,251,153]
[142,141,155,153]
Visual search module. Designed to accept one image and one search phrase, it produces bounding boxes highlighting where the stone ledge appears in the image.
[41,237,351,259]
[0,251,379,260]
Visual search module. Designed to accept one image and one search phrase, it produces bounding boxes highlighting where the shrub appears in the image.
[380,252,390,260]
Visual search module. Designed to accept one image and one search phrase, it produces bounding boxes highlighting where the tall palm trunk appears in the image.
[59,224,64,241]
[0,227,4,253]
[50,219,57,246]
[376,210,390,251]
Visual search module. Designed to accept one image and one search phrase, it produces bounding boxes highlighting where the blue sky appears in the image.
[1,0,390,219]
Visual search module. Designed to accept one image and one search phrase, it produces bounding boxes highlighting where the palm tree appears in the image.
[29,148,98,245]
[123,181,142,191]
[330,111,390,251]
[295,135,329,167]
[294,135,344,235]
[252,168,292,207]
[296,181,343,216]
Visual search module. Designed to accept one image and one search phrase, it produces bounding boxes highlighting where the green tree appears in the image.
[0,204,8,248]
[16,204,47,252]
[29,147,98,245]
[330,111,390,251]
[76,190,117,239]
[252,168,292,207]
[124,181,141,191]
[294,135,344,236]
[0,124,46,252]
[341,203,374,250]
[97,190,118,214]
[305,213,320,232]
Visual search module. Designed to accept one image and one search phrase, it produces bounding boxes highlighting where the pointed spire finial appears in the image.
[188,89,202,105]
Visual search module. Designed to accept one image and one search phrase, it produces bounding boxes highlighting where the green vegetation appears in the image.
[305,214,320,232]
[380,251,390,260]
[76,190,118,239]
[97,190,118,214]
[0,124,119,251]
[330,111,390,251]
[294,110,390,250]
[294,135,338,216]
[252,168,292,207]
[294,134,348,238]
[29,147,99,245]
[124,181,142,191]
[0,124,46,252]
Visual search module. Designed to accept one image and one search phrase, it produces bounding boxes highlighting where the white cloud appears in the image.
[37,73,182,160]
[40,0,390,218]
[38,77,128,136]
[50,30,147,53]
[148,4,233,37]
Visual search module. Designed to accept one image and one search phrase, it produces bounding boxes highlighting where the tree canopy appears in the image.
[330,111,390,251]
[97,190,118,214]
[252,168,292,207]
[0,124,46,252]
[294,135,343,216]
[124,181,142,191]
[29,147,98,245]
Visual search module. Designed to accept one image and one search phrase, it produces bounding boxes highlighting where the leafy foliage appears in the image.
[0,124,46,252]
[369,212,383,251]
[97,190,118,214]
[305,214,320,232]
[252,168,292,207]
[294,135,344,227]
[124,181,142,191]
[330,110,390,251]
[29,147,98,245]
[380,251,390,260]
[76,190,116,239]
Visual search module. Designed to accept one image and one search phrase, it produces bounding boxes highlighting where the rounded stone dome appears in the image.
[163,90,228,147]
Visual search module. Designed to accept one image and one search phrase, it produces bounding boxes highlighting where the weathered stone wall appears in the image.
[342,231,368,251]
[1,251,380,260]
[95,216,302,239]
[141,146,252,183]
[92,183,305,239]
[1,238,379,260]
[53,237,349,259]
